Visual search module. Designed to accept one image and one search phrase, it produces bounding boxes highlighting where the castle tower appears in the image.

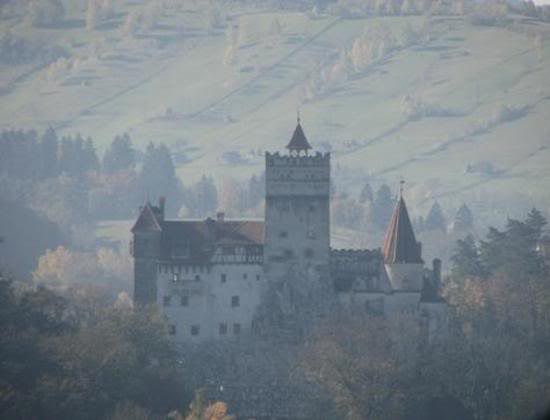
[131,199,164,305]
[264,118,330,281]
[382,187,424,291]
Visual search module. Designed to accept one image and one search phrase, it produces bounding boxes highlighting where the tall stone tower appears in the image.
[131,199,164,305]
[264,118,331,282]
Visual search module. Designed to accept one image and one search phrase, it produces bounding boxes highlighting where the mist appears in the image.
[1,1,550,419]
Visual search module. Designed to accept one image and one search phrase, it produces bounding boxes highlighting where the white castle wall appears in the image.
[384,263,424,291]
[157,263,264,343]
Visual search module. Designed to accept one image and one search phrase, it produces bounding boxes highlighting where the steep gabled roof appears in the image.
[286,123,312,152]
[382,197,422,264]
[132,203,162,232]
[160,220,264,263]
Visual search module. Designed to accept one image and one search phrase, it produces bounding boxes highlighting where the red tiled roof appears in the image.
[382,197,422,264]
[160,219,264,262]
[286,123,312,151]
[131,203,162,232]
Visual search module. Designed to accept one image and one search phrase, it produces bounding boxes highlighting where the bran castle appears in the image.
[131,120,447,343]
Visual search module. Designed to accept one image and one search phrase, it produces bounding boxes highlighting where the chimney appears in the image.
[216,212,225,223]
[158,197,166,219]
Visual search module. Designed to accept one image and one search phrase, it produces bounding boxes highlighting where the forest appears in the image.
[1,208,549,419]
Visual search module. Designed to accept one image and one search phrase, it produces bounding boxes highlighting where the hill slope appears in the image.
[1,3,549,223]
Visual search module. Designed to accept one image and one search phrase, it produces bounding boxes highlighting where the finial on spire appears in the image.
[399,179,405,198]
[297,106,301,125]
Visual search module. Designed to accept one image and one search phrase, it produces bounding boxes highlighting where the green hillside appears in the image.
[1,2,549,224]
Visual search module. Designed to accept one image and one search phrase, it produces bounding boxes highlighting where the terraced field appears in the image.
[1,2,549,225]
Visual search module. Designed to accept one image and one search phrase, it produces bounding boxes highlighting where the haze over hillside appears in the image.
[1,0,549,226]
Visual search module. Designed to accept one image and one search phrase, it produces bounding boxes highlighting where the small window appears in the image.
[219,323,227,335]
[233,323,241,335]
[256,274,261,281]
[308,229,316,239]
[172,273,179,283]
[243,273,248,280]
[304,248,314,259]
[168,324,176,335]
[221,273,227,283]
[163,296,171,307]
[195,274,201,282]
[309,204,315,212]
[191,325,200,336]
[280,231,288,238]
[231,296,240,307]
[181,295,189,307]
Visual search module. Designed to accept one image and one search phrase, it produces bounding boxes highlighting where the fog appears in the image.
[1,1,549,419]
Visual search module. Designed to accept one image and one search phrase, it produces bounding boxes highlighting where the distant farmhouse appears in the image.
[131,120,447,343]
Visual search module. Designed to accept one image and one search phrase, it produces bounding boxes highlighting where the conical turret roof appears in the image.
[382,196,422,264]
[286,122,312,152]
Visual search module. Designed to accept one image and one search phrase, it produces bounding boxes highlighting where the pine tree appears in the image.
[247,173,264,209]
[359,182,374,204]
[453,204,474,233]
[40,127,59,178]
[373,184,394,229]
[102,134,136,174]
[138,142,182,216]
[425,201,447,232]
[193,175,218,216]
[451,235,485,279]
[83,138,100,174]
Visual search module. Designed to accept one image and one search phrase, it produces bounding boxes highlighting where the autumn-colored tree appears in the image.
[33,246,132,297]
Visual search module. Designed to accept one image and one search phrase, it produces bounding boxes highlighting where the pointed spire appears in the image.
[382,191,422,264]
[286,112,312,153]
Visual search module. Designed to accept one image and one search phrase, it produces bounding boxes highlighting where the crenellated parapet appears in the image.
[330,249,382,277]
[265,152,330,197]
[265,151,330,168]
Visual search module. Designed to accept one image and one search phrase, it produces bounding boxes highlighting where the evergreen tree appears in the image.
[102,133,136,174]
[373,184,394,229]
[425,201,447,232]
[247,173,264,209]
[40,127,59,178]
[479,209,547,279]
[453,204,474,233]
[138,142,182,216]
[59,136,76,176]
[193,175,218,216]
[451,235,485,279]
[359,182,374,204]
[83,138,100,174]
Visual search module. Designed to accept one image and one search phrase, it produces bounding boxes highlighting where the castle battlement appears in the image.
[265,152,330,168]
